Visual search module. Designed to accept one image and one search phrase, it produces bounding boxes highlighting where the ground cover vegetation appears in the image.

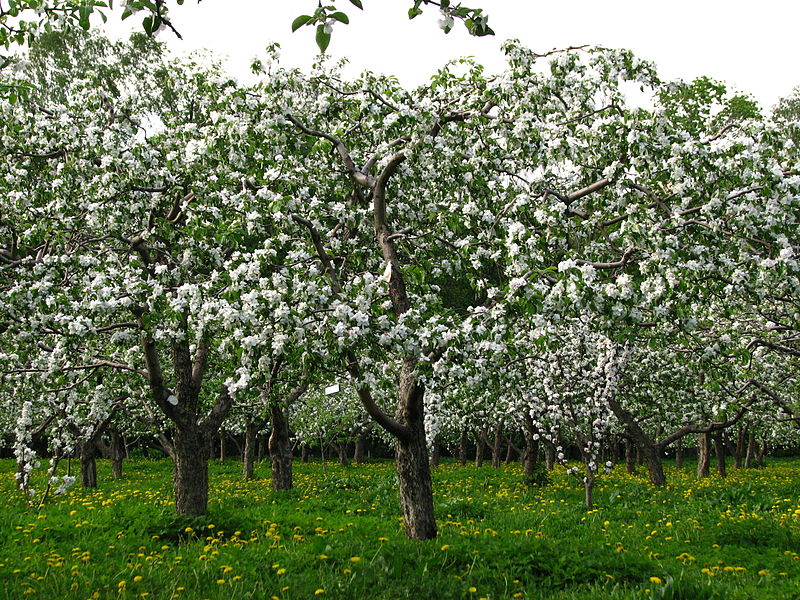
[1,19,800,599]
[0,457,799,600]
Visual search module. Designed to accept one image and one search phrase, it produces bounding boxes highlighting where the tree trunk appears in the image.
[429,439,440,468]
[474,430,485,467]
[269,403,293,491]
[354,433,366,464]
[490,424,502,468]
[336,442,350,466]
[79,441,98,488]
[713,433,727,478]
[675,438,683,469]
[643,443,667,486]
[696,433,710,479]
[110,429,124,480]
[745,433,756,468]
[505,439,515,464]
[395,425,437,540]
[544,441,555,470]
[584,472,595,508]
[172,427,210,516]
[301,443,309,463]
[625,439,636,474]
[218,435,225,463]
[756,440,767,467]
[733,425,746,469]
[458,428,467,466]
[242,423,258,480]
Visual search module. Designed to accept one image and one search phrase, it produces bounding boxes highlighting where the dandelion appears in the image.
[649,576,662,584]
[314,590,325,596]
[133,576,143,583]
[468,587,477,593]
[350,556,361,563]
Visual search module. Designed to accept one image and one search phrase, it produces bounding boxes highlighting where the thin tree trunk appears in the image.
[491,424,502,468]
[458,428,467,466]
[474,430,485,467]
[675,438,683,469]
[505,438,514,465]
[734,425,746,469]
[269,403,293,490]
[696,433,711,479]
[713,432,727,478]
[544,441,555,471]
[110,429,124,480]
[242,423,258,480]
[756,440,767,467]
[301,443,309,463]
[745,433,756,468]
[584,471,595,508]
[218,436,225,463]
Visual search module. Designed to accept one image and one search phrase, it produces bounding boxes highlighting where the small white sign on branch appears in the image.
[324,383,340,395]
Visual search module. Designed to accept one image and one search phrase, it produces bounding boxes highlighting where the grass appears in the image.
[0,457,799,599]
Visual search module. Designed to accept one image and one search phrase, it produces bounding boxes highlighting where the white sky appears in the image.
[104,1,800,110]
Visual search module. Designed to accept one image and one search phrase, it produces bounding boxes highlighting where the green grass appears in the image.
[1,458,799,599]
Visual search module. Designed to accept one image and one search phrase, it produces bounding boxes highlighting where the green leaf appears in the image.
[408,7,423,19]
[348,0,363,9]
[78,5,92,30]
[291,14,312,32]
[330,11,349,24]
[315,24,331,53]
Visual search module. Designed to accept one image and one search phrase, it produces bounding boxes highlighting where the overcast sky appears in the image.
[105,1,799,111]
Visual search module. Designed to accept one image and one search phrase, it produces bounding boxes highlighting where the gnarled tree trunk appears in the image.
[79,440,98,488]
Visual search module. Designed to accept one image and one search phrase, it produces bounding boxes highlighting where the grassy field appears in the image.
[0,457,799,600]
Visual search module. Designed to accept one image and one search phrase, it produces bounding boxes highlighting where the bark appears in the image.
[543,440,555,471]
[522,415,540,483]
[713,433,727,478]
[79,440,98,488]
[625,439,637,474]
[756,440,767,467]
[490,424,503,468]
[269,402,293,490]
[642,444,666,486]
[429,439,440,468]
[336,442,350,466]
[474,430,485,467]
[458,428,468,466]
[395,422,436,540]
[505,439,515,464]
[242,422,259,480]
[675,438,683,469]
[696,433,711,479]
[172,427,210,516]
[354,433,366,464]
[301,443,309,464]
[110,429,124,479]
[218,436,226,463]
[745,433,756,468]
[733,425,746,469]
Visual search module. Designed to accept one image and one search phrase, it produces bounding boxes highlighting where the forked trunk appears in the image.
[173,427,210,516]
[269,403,293,491]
